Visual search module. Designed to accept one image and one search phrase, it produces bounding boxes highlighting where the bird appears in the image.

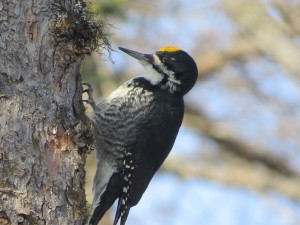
[88,46,198,225]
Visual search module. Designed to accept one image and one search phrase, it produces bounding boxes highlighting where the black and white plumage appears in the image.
[89,46,198,225]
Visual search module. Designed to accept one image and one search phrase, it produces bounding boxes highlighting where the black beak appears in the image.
[118,47,152,64]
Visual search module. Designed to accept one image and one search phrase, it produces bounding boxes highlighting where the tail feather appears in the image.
[112,196,131,225]
[89,172,122,225]
[89,201,112,225]
[120,207,130,225]
[113,198,122,225]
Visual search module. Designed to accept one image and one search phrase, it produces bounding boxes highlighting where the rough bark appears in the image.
[0,0,95,224]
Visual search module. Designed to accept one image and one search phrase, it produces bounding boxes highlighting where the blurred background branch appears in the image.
[222,0,300,82]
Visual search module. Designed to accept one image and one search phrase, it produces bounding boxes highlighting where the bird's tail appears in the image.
[113,198,122,225]
[113,196,131,225]
[89,202,111,225]
[89,172,122,225]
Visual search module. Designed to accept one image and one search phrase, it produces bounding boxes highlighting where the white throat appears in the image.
[143,64,164,85]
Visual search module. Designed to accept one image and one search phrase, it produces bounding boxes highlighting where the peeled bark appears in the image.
[0,0,99,224]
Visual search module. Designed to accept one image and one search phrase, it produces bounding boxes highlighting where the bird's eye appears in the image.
[162,57,170,62]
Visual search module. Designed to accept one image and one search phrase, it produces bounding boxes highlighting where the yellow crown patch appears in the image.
[159,46,181,52]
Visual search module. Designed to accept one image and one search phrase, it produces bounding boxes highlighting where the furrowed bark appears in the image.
[0,0,99,224]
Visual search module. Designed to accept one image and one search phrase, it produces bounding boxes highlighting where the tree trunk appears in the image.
[0,0,96,224]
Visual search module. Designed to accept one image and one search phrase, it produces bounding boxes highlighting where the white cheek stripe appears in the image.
[168,74,181,85]
[153,54,181,85]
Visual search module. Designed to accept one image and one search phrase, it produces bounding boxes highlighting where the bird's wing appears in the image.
[114,96,184,225]
[131,101,184,204]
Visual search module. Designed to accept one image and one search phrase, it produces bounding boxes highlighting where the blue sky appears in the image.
[125,173,300,225]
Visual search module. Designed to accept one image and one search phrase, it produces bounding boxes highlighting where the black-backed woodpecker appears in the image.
[89,46,198,225]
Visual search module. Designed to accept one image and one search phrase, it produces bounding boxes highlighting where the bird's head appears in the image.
[119,46,198,96]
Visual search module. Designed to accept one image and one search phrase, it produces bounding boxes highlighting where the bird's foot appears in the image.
[82,82,96,109]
